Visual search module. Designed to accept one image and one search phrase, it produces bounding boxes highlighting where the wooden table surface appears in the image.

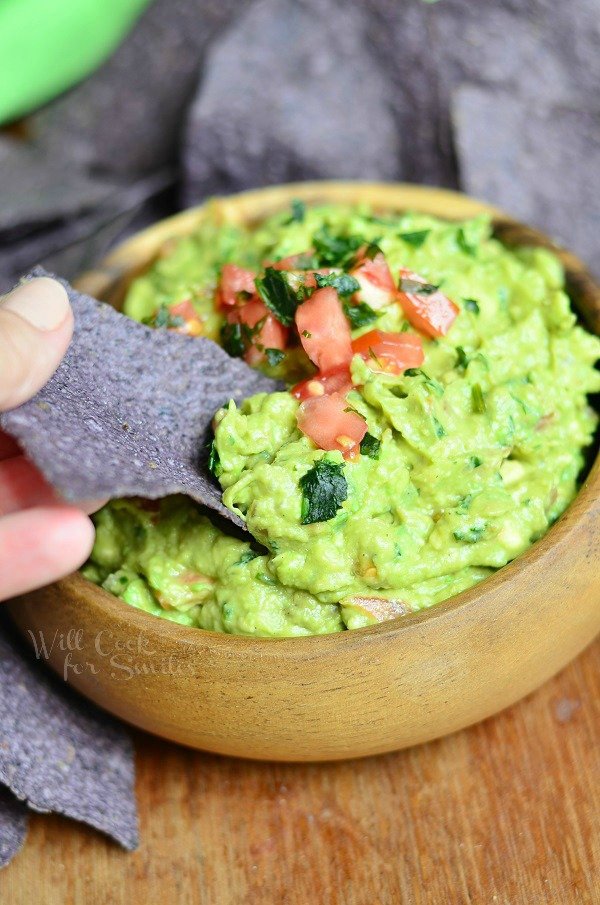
[1,639,598,904]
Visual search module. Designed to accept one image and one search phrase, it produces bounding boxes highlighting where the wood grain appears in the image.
[2,639,598,904]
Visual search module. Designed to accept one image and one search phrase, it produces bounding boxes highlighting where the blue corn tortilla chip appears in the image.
[452,85,600,276]
[0,268,278,527]
[0,625,138,853]
[183,0,399,203]
[0,786,29,869]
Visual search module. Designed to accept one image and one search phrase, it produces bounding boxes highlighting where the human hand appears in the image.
[0,277,97,600]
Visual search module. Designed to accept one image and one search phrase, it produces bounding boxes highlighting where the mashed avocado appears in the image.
[84,203,600,636]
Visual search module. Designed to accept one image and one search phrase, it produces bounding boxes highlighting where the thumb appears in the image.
[0,277,73,411]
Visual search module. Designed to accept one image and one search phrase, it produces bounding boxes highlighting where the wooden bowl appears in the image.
[9,182,600,761]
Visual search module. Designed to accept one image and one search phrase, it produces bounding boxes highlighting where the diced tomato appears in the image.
[295,287,353,373]
[349,247,396,310]
[231,298,289,366]
[231,298,268,329]
[218,264,256,307]
[297,392,367,458]
[244,314,288,367]
[169,299,204,336]
[259,316,288,350]
[291,367,353,401]
[170,299,196,320]
[396,269,459,338]
[300,272,318,291]
[244,347,265,367]
[351,329,424,374]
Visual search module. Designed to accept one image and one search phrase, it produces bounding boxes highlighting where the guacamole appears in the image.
[83,202,600,636]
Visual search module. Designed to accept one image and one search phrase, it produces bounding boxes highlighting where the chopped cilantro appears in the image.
[288,199,306,223]
[220,322,245,358]
[236,550,260,566]
[399,276,439,295]
[453,521,486,543]
[470,351,490,371]
[510,393,537,416]
[313,227,363,267]
[152,305,171,328]
[463,298,480,314]
[343,403,366,420]
[246,316,266,342]
[258,572,276,585]
[455,346,470,370]
[501,414,516,445]
[302,329,311,338]
[367,345,384,368]
[299,458,348,525]
[362,241,383,260]
[207,440,223,478]
[399,229,430,247]
[457,227,477,256]
[360,433,381,459]
[314,272,360,296]
[432,416,446,438]
[471,383,487,414]
[265,348,285,367]
[459,493,474,512]
[404,368,444,396]
[343,300,379,329]
[143,303,185,330]
[423,374,444,397]
[469,455,483,468]
[255,267,301,326]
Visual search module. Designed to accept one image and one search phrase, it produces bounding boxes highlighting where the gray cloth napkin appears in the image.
[1,0,598,869]
[0,621,138,867]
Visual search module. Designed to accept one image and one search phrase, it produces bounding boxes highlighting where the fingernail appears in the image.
[1,277,70,331]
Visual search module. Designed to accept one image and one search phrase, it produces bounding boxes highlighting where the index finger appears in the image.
[0,278,73,411]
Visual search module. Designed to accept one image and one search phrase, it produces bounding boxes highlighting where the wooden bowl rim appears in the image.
[65,180,600,654]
